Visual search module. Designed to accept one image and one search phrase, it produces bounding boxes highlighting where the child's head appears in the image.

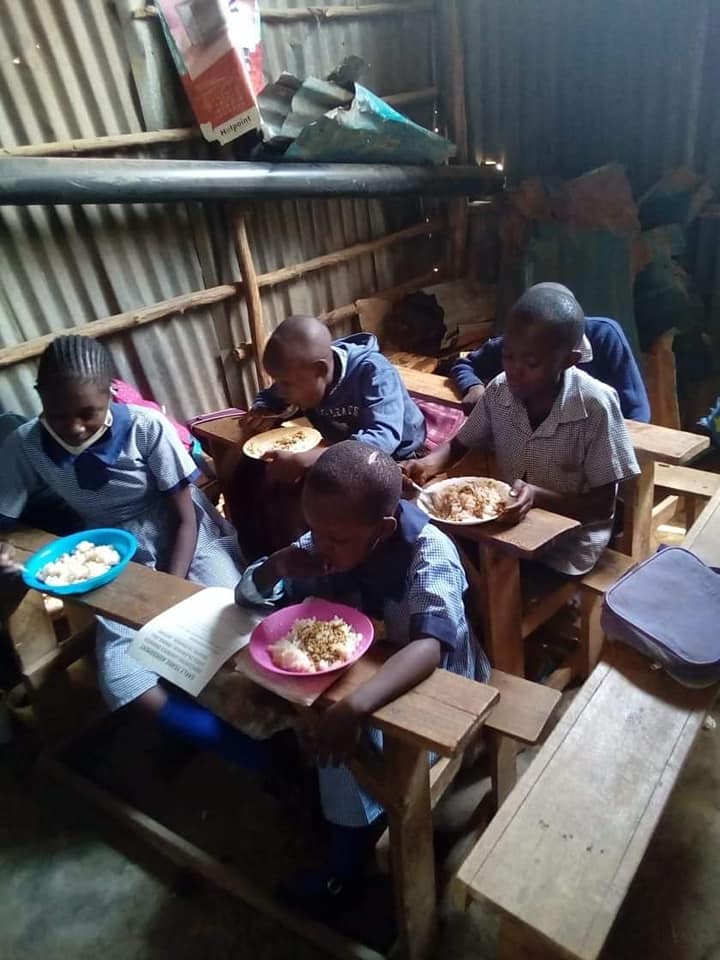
[262,315,334,410]
[302,440,402,573]
[36,335,114,447]
[503,283,584,402]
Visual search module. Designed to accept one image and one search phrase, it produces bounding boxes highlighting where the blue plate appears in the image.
[22,528,138,596]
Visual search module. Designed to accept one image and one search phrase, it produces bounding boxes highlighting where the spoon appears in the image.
[404,477,440,514]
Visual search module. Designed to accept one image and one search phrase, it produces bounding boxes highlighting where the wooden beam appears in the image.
[1,222,441,371]
[384,86,436,108]
[232,209,269,387]
[261,2,432,23]
[0,128,200,158]
[256,219,443,289]
[0,283,241,369]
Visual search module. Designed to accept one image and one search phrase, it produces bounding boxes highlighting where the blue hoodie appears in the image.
[255,333,426,459]
[450,316,651,422]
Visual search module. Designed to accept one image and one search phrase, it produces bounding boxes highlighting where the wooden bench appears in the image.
[452,494,720,960]
[654,461,720,528]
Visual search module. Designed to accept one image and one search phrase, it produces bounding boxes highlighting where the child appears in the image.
[0,336,266,770]
[235,439,490,909]
[248,314,426,482]
[406,285,641,576]
[451,283,651,422]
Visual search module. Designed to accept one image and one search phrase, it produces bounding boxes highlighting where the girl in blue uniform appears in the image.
[0,335,265,767]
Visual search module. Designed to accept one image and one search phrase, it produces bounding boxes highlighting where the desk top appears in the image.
[442,508,579,559]
[10,527,496,757]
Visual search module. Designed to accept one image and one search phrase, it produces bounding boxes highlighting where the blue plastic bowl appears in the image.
[22,528,138,596]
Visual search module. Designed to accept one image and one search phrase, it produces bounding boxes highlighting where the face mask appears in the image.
[41,406,113,456]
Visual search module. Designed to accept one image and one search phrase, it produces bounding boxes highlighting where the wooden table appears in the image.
[8,527,498,960]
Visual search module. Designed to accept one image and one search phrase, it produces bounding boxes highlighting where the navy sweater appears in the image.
[255,333,426,459]
[450,316,651,422]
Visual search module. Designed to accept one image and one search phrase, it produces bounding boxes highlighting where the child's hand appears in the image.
[401,457,436,489]
[462,384,485,414]
[312,698,363,767]
[240,408,274,439]
[274,545,330,580]
[500,479,535,525]
[263,450,310,486]
[0,542,22,576]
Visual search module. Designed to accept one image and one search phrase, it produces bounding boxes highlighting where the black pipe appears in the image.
[0,158,504,206]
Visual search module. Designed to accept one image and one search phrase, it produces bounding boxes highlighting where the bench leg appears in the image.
[488,731,517,810]
[685,495,700,530]
[577,591,604,681]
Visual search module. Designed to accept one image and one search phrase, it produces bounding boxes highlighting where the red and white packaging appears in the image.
[157,0,263,145]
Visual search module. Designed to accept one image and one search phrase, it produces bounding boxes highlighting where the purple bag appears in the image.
[601,546,720,688]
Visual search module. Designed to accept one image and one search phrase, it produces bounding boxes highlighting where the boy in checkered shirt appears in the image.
[405,284,641,576]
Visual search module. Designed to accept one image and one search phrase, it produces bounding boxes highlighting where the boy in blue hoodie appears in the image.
[451,284,651,422]
[246,315,426,485]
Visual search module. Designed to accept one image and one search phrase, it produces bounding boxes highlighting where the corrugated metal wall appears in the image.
[461,0,720,192]
[0,0,438,420]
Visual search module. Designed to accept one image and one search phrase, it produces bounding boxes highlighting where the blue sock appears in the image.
[156,692,269,773]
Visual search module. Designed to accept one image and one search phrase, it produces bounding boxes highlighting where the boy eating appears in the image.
[246,315,426,484]
[235,440,490,910]
[405,284,641,576]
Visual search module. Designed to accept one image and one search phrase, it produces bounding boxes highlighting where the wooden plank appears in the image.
[683,487,720,569]
[477,546,524,676]
[454,645,716,960]
[454,509,579,560]
[41,755,384,960]
[396,366,463,407]
[0,127,200,157]
[651,494,680,528]
[484,670,561,745]
[625,420,709,465]
[521,580,577,640]
[579,548,634,595]
[233,210,268,388]
[622,462,655,561]
[261,2,431,22]
[384,738,437,960]
[655,461,720,499]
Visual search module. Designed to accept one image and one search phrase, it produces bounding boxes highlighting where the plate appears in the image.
[22,528,138,596]
[418,476,511,527]
[249,599,374,676]
[243,425,322,460]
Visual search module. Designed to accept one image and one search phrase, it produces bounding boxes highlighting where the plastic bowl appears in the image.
[22,528,138,596]
[249,599,374,676]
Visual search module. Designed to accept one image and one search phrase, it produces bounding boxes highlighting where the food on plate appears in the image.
[244,426,319,459]
[37,540,121,587]
[266,429,309,452]
[429,479,507,523]
[268,616,362,673]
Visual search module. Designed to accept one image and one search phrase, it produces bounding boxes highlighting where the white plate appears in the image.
[418,476,511,526]
[243,425,322,460]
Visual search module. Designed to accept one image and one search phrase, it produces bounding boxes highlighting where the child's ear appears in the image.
[313,358,331,379]
[564,349,583,369]
[379,516,397,542]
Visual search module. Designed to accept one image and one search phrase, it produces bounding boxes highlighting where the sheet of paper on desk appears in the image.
[129,588,263,697]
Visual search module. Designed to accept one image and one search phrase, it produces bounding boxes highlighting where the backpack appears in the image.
[601,546,720,688]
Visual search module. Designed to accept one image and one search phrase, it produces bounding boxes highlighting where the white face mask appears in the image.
[41,406,113,456]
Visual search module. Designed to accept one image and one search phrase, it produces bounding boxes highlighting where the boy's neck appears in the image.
[523,374,564,430]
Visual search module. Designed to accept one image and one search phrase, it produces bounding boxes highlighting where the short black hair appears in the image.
[509,284,585,351]
[304,440,402,522]
[36,335,115,393]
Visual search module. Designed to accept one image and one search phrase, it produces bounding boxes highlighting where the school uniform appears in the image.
[254,333,426,459]
[457,367,640,576]
[236,500,491,827]
[451,317,651,422]
[0,403,244,710]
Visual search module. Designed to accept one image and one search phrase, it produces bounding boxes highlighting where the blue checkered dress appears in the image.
[1,404,244,710]
[236,502,490,826]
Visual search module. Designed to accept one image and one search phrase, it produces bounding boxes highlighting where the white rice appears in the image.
[38,540,121,587]
[269,616,362,673]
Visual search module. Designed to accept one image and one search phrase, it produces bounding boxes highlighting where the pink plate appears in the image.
[249,599,374,677]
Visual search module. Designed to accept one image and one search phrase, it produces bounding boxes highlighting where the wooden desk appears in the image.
[684,486,720,569]
[8,527,497,960]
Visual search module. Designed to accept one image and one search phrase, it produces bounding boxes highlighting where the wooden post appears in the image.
[384,736,438,960]
[232,208,269,388]
[622,461,654,561]
[436,0,470,278]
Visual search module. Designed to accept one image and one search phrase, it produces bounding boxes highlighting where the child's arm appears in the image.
[501,479,617,526]
[402,436,469,486]
[0,542,28,622]
[166,486,198,578]
[313,637,442,765]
